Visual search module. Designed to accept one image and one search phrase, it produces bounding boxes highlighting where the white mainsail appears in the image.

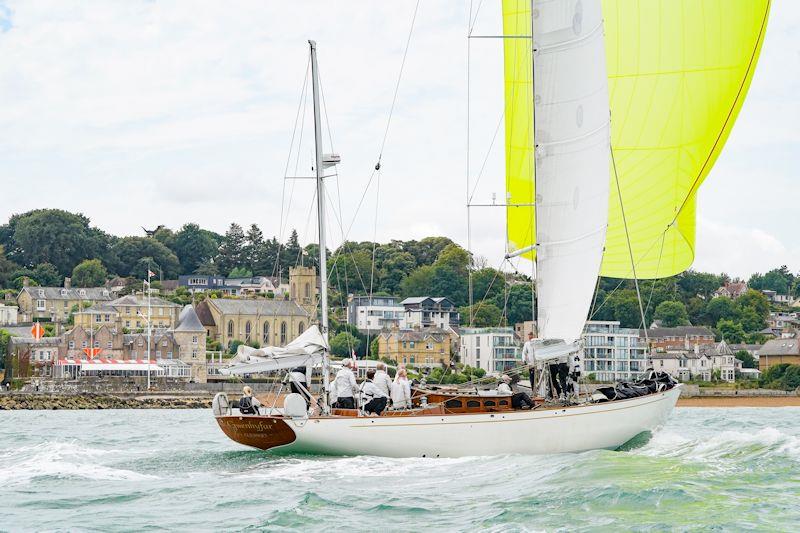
[221,325,328,375]
[532,0,610,343]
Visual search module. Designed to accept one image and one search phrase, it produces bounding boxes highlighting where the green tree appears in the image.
[152,227,176,250]
[173,223,219,275]
[2,209,112,276]
[654,300,689,327]
[735,289,770,322]
[472,268,505,308]
[459,302,504,327]
[379,250,416,295]
[330,332,361,357]
[400,265,434,297]
[403,237,455,266]
[504,283,534,325]
[0,245,18,288]
[705,297,737,325]
[677,270,723,299]
[71,259,108,287]
[26,263,61,286]
[279,229,302,277]
[217,223,246,276]
[734,349,757,369]
[228,267,253,278]
[748,266,794,295]
[717,318,746,343]
[244,224,265,274]
[110,237,180,278]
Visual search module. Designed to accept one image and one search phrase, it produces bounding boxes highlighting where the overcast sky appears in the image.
[0,1,797,279]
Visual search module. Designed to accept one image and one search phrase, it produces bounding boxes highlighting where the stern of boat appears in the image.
[211,392,298,451]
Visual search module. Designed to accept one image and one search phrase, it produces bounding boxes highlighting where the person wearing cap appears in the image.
[497,374,514,395]
[333,359,358,409]
[239,386,261,415]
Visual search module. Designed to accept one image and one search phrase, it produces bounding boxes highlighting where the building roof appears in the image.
[380,328,451,342]
[642,326,715,338]
[208,298,309,317]
[175,305,205,332]
[729,343,763,353]
[110,294,180,308]
[20,286,112,301]
[194,300,216,327]
[400,297,431,305]
[2,326,34,338]
[759,338,800,356]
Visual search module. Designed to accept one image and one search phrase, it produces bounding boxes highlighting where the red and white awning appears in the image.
[56,358,160,371]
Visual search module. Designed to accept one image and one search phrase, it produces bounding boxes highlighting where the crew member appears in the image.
[239,386,261,415]
[289,366,311,404]
[360,369,389,416]
[373,362,393,399]
[522,331,536,391]
[333,359,358,409]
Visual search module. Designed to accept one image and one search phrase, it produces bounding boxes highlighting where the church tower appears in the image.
[289,266,318,319]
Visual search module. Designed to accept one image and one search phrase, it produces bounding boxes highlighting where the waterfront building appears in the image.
[758,336,800,372]
[346,295,406,333]
[377,328,454,368]
[74,294,181,331]
[178,275,284,296]
[459,327,521,374]
[640,325,716,351]
[582,321,647,382]
[401,297,460,329]
[195,298,310,349]
[650,341,739,382]
[0,303,18,325]
[16,278,112,323]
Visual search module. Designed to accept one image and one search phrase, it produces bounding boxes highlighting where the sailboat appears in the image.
[211,0,770,457]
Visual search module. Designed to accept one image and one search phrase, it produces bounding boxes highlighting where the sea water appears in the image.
[1,408,799,532]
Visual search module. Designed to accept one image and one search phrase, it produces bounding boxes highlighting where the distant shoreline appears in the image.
[678,396,800,407]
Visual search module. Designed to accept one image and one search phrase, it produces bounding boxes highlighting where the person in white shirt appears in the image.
[391,366,412,409]
[522,332,536,392]
[360,369,389,415]
[497,375,513,395]
[373,362,394,399]
[288,366,311,405]
[498,375,533,410]
[333,360,358,409]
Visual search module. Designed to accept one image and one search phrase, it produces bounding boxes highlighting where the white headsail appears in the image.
[221,325,328,375]
[532,0,610,343]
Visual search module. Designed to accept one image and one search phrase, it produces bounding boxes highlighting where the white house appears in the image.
[582,321,648,382]
[650,340,740,382]
[0,303,18,326]
[346,295,406,333]
[401,297,460,330]
[459,327,521,374]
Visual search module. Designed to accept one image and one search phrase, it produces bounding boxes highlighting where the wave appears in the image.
[637,426,800,463]
[2,440,157,486]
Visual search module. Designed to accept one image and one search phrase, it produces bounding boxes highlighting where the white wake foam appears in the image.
[2,440,157,486]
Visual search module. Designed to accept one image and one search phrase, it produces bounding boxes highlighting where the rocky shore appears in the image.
[0,393,213,410]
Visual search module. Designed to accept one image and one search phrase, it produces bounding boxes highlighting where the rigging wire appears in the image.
[611,147,649,348]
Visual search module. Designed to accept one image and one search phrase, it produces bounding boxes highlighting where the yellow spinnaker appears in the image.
[503,0,771,278]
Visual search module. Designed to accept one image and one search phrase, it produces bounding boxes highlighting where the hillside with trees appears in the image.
[1,208,798,345]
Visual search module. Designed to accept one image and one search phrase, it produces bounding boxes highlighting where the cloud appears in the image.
[0,0,797,280]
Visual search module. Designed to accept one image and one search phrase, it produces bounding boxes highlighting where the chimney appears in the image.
[694,343,699,355]
[22,277,30,288]
[64,277,72,289]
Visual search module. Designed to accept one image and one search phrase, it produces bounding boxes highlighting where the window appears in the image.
[192,350,198,359]
[156,350,161,358]
[82,341,88,348]
[69,341,75,349]
[192,335,198,344]
[125,321,130,328]
[291,283,296,299]
[37,289,45,298]
[93,340,99,348]
[162,340,168,347]
[78,289,86,297]
[298,322,305,335]
[227,320,234,338]
[95,314,101,323]
[245,321,251,341]
[107,341,113,349]
[167,351,173,359]
[280,322,287,344]
[104,314,110,322]
[36,299,46,310]
[304,282,310,299]
[263,322,270,343]
[63,301,68,308]
[138,339,144,346]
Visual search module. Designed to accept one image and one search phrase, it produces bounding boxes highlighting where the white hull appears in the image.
[216,385,681,458]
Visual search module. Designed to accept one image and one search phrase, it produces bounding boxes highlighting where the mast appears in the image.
[309,40,331,413]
